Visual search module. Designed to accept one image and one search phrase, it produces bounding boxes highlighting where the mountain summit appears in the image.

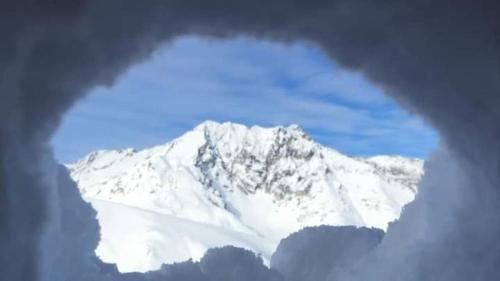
[68,121,423,272]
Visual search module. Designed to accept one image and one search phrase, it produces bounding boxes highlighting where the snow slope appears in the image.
[68,121,423,272]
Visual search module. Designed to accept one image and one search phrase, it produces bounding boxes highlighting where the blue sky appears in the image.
[52,36,438,163]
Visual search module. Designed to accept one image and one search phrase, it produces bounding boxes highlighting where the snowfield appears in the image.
[68,121,423,272]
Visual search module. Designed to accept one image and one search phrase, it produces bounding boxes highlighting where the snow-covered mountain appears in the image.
[68,121,423,273]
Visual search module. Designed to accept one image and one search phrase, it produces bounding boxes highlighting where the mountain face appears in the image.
[68,121,423,273]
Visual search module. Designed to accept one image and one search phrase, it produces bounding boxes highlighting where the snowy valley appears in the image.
[68,121,423,273]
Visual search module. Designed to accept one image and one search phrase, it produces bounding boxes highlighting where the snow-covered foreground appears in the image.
[90,199,275,272]
[68,121,423,272]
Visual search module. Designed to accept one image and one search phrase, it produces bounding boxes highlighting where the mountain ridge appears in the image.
[68,121,423,272]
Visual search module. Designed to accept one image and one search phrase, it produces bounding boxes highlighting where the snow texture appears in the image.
[271,226,383,281]
[67,121,421,272]
[2,1,499,281]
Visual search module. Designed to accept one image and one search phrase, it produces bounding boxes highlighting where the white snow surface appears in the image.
[67,121,423,273]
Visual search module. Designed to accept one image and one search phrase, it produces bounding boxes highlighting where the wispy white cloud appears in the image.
[53,36,437,162]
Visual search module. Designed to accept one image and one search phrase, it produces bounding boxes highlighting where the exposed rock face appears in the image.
[67,121,423,272]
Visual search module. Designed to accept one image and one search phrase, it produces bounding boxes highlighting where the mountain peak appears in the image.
[193,120,306,136]
[67,121,423,272]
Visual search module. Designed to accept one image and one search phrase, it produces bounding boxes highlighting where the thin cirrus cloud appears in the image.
[52,36,437,163]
